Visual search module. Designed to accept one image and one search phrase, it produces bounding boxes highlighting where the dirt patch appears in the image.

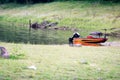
[101,42,120,47]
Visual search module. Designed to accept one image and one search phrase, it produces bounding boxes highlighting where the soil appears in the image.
[101,42,120,47]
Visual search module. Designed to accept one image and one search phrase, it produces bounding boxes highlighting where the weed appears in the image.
[9,45,27,59]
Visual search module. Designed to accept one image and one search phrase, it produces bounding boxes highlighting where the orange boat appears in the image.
[73,38,107,46]
[69,31,108,46]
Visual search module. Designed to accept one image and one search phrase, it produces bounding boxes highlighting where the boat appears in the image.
[69,32,108,46]
[73,37,108,46]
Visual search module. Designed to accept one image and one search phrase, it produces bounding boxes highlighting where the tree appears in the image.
[0,0,120,4]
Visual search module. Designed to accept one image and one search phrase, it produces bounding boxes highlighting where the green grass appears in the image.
[0,2,120,80]
[0,1,120,29]
[0,42,120,80]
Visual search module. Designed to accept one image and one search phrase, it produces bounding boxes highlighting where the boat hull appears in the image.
[73,38,108,46]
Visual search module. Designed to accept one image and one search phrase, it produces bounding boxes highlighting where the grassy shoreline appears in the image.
[0,1,120,44]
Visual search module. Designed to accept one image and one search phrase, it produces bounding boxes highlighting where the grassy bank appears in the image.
[0,1,120,28]
[0,1,120,44]
[0,42,120,80]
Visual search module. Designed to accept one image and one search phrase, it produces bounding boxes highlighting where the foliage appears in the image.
[9,53,26,59]
[0,0,120,4]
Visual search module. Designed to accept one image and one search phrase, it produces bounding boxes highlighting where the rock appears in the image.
[97,77,103,80]
[30,20,58,30]
[2,53,9,58]
[28,65,37,70]
[0,46,9,58]
[80,59,88,64]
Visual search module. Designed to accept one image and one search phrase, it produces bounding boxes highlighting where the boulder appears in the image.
[0,47,9,58]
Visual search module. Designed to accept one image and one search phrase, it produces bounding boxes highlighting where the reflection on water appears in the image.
[0,24,75,44]
[0,22,119,44]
